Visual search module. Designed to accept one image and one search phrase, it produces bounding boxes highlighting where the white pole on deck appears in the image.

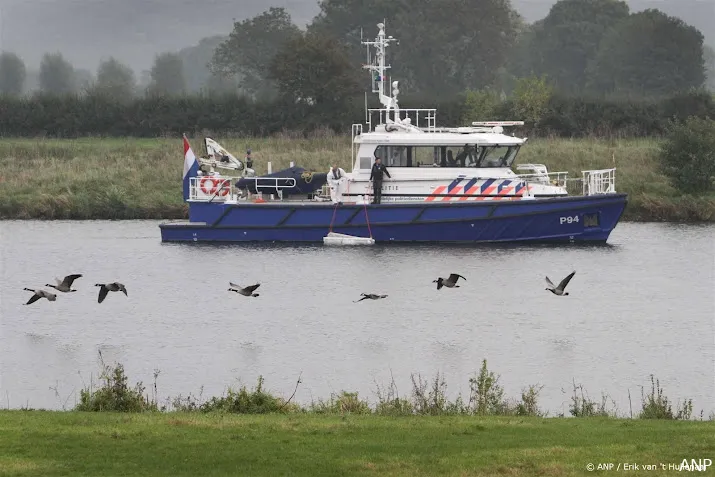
[290,161,295,168]
[267,161,272,174]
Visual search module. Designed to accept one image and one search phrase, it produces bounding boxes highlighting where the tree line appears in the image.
[0,0,713,138]
[0,88,711,139]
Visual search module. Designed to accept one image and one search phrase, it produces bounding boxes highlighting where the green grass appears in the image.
[0,135,713,221]
[0,411,712,476]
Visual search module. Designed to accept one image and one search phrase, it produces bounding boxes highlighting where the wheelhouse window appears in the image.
[373,145,520,168]
[478,145,520,168]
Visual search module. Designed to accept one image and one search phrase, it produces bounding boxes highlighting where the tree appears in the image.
[659,117,715,194]
[91,57,136,100]
[0,52,26,96]
[390,0,520,95]
[147,52,186,96]
[211,8,301,98]
[704,45,715,93]
[510,75,553,127]
[179,35,227,93]
[308,0,403,67]
[587,9,706,97]
[525,0,630,94]
[39,52,75,95]
[204,73,240,97]
[269,31,360,108]
[460,88,502,124]
[502,19,542,91]
[74,69,94,94]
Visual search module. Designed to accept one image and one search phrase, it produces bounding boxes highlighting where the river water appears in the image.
[0,220,713,416]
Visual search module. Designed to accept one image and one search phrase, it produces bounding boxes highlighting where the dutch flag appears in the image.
[182,134,200,201]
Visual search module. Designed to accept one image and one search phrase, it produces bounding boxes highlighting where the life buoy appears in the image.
[301,171,314,183]
[200,177,218,195]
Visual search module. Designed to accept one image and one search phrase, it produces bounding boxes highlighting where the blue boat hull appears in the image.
[159,194,627,244]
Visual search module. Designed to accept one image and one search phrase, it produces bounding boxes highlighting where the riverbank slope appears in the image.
[0,137,713,221]
[0,411,712,476]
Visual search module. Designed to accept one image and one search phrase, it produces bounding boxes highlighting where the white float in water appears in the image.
[323,232,375,246]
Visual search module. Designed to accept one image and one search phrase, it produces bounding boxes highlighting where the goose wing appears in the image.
[243,283,260,293]
[97,286,109,304]
[449,273,466,282]
[558,271,576,291]
[117,284,127,296]
[25,293,41,305]
[63,274,83,287]
[229,282,242,289]
[545,276,555,288]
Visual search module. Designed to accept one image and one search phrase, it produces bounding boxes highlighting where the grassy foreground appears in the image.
[0,412,713,477]
[0,135,713,221]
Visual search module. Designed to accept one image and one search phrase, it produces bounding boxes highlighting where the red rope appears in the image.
[328,202,338,233]
[363,201,373,238]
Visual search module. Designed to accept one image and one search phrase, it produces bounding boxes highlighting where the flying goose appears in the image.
[46,274,82,292]
[433,273,466,290]
[545,271,575,296]
[23,288,57,305]
[228,282,260,297]
[95,282,128,303]
[354,293,388,302]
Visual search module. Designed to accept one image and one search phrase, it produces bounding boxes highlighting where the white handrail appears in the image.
[249,177,297,191]
[367,107,437,131]
[582,168,616,195]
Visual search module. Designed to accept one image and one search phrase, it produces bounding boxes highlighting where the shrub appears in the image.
[75,362,158,412]
[309,391,372,415]
[659,116,715,194]
[511,75,553,127]
[198,376,289,413]
[639,375,693,420]
[469,359,509,415]
[569,380,618,418]
[460,88,502,125]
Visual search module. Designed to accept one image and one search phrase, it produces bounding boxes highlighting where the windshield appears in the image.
[477,145,520,168]
[370,144,521,168]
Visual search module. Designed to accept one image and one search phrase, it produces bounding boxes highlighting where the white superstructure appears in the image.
[335,22,615,204]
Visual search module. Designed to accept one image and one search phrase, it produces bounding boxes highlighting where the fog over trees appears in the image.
[0,0,711,98]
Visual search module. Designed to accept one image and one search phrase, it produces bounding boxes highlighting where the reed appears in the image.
[37,357,711,421]
[0,136,713,221]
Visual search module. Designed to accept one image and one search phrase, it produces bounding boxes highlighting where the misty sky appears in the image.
[1,0,712,73]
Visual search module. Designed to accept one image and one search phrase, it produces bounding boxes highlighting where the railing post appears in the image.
[267,162,272,174]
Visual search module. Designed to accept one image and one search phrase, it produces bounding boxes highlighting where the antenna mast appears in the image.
[361,22,399,121]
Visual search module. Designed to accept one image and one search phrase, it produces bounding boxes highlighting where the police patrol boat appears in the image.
[159,22,627,244]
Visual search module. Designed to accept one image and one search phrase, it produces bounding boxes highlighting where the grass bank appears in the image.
[0,136,713,221]
[1,411,713,477]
